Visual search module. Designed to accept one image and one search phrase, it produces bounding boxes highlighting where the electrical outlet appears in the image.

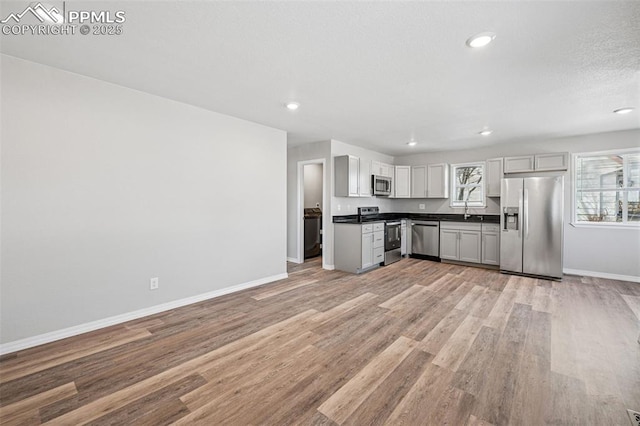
[419,203,426,210]
[337,204,341,211]
[316,202,320,208]
[150,277,159,290]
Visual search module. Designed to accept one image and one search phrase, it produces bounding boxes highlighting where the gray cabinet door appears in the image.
[459,230,481,263]
[361,232,374,269]
[359,158,371,197]
[411,165,427,198]
[395,166,411,198]
[427,163,449,198]
[482,231,500,265]
[534,153,568,171]
[334,155,360,197]
[486,158,503,197]
[504,155,535,173]
[440,229,459,260]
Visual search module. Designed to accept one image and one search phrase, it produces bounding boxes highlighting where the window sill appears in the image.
[570,222,640,230]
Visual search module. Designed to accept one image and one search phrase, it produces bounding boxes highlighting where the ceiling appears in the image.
[1,1,639,155]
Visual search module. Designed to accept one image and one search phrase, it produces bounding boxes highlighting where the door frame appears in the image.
[297,158,327,267]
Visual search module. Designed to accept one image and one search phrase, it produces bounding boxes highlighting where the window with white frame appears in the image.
[574,149,640,225]
[450,162,485,207]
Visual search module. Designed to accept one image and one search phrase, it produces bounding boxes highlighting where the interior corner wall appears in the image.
[0,55,287,344]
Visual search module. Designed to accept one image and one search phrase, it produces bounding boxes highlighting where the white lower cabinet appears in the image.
[372,224,385,264]
[439,229,460,260]
[439,222,492,265]
[459,230,481,263]
[361,232,374,269]
[335,222,384,273]
[481,223,500,266]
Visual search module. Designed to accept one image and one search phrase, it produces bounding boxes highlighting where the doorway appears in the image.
[297,159,326,267]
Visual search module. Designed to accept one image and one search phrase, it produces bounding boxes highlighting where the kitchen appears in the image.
[330,152,565,279]
[2,1,639,424]
[289,133,639,284]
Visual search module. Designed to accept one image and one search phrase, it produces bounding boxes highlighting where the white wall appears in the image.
[303,164,323,209]
[0,55,288,345]
[393,129,640,280]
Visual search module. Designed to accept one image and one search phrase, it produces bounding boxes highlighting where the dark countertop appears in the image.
[333,212,500,224]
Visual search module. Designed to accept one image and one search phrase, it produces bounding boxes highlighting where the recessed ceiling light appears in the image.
[285,102,300,111]
[466,32,496,48]
[407,140,417,147]
[613,107,635,114]
[479,129,493,136]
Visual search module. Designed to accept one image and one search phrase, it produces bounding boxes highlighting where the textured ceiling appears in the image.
[1,1,639,155]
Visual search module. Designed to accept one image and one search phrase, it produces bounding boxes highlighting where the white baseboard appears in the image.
[286,257,302,264]
[0,272,288,355]
[563,268,640,283]
[323,264,335,270]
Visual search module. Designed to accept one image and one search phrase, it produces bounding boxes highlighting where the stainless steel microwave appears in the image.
[372,175,392,196]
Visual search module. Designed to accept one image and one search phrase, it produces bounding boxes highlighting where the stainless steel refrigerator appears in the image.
[500,176,564,280]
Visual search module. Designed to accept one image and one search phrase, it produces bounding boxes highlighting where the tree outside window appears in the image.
[451,162,485,207]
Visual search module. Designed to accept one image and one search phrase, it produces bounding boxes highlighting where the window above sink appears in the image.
[450,162,486,208]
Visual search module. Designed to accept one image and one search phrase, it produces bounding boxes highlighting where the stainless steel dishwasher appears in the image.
[411,221,440,260]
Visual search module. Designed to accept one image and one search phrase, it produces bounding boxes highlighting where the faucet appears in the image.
[464,201,470,220]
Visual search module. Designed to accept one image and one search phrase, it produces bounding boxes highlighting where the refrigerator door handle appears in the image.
[523,188,529,239]
[518,192,523,239]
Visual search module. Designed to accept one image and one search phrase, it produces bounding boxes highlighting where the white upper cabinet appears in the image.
[534,152,569,171]
[371,160,382,176]
[334,155,360,197]
[380,162,394,178]
[486,158,504,198]
[427,163,449,198]
[394,166,411,198]
[503,152,568,173]
[371,160,394,178]
[411,165,427,198]
[359,158,371,197]
[503,155,535,173]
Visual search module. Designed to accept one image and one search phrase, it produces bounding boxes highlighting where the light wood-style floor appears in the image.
[1,257,639,425]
